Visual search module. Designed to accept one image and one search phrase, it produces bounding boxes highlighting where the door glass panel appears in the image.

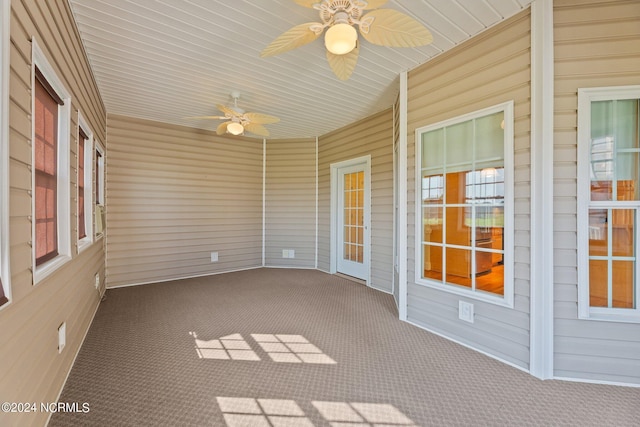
[343,171,364,264]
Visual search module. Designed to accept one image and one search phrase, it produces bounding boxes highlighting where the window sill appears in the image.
[579,309,640,324]
[77,237,92,253]
[415,277,514,308]
[33,254,72,285]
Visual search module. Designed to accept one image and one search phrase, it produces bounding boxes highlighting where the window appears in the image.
[32,39,72,283]
[94,141,105,237]
[578,86,640,322]
[416,102,514,306]
[77,113,93,250]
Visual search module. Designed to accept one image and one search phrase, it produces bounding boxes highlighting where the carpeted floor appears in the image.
[50,268,639,426]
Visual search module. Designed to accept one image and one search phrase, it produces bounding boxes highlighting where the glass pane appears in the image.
[357,171,364,190]
[356,245,363,263]
[589,259,608,307]
[446,247,471,288]
[446,121,473,170]
[476,250,504,296]
[590,102,613,200]
[343,243,350,261]
[616,154,639,200]
[446,171,468,204]
[468,168,505,202]
[475,206,504,241]
[589,209,608,257]
[422,174,444,204]
[356,208,363,226]
[475,111,504,162]
[612,260,634,309]
[446,207,470,247]
[423,244,442,281]
[591,101,613,144]
[422,128,444,169]
[615,99,639,149]
[422,207,443,243]
[612,209,634,257]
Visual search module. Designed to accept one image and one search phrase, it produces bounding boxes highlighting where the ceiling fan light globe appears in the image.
[325,23,357,55]
[227,122,244,135]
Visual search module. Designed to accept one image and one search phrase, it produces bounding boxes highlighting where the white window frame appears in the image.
[415,101,515,307]
[0,0,11,308]
[577,85,640,323]
[77,111,93,252]
[31,38,72,284]
[94,140,105,239]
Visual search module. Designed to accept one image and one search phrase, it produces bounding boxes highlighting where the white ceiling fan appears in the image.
[189,91,280,137]
[261,0,433,80]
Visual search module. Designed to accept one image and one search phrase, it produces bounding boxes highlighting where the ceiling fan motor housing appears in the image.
[320,0,363,25]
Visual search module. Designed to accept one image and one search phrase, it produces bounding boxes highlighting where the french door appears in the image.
[335,161,370,281]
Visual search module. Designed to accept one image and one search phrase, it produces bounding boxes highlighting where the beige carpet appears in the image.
[50,268,639,426]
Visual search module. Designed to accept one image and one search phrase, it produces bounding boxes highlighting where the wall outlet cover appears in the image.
[211,252,219,262]
[58,322,66,353]
[459,301,474,323]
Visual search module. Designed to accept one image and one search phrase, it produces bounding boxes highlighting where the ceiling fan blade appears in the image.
[326,43,359,81]
[359,9,433,47]
[360,0,388,9]
[217,104,237,116]
[293,0,318,7]
[185,115,226,120]
[244,123,270,137]
[244,112,280,124]
[216,121,230,135]
[261,22,322,57]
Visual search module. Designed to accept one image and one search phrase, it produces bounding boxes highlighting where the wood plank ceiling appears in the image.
[68,0,533,139]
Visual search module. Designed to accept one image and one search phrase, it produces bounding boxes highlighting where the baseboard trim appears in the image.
[553,376,640,388]
[106,265,263,289]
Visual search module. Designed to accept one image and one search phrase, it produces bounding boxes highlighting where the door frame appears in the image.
[329,155,371,284]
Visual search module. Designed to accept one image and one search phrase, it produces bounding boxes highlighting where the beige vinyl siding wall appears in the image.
[265,138,316,268]
[105,115,263,288]
[318,108,394,293]
[0,0,106,426]
[553,0,640,384]
[406,9,532,369]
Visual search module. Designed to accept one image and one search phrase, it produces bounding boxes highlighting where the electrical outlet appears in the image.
[288,249,295,259]
[210,252,218,262]
[459,301,474,323]
[58,322,66,353]
[94,273,100,289]
[282,250,289,258]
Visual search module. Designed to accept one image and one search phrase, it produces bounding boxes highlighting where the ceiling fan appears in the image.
[190,92,280,137]
[261,0,433,80]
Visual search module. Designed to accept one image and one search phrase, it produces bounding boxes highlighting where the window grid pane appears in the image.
[34,77,59,265]
[588,98,639,311]
[421,110,505,297]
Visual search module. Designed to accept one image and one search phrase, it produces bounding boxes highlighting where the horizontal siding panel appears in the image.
[552,0,640,384]
[265,138,316,268]
[106,114,262,287]
[318,109,394,291]
[3,1,106,425]
[406,9,531,368]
